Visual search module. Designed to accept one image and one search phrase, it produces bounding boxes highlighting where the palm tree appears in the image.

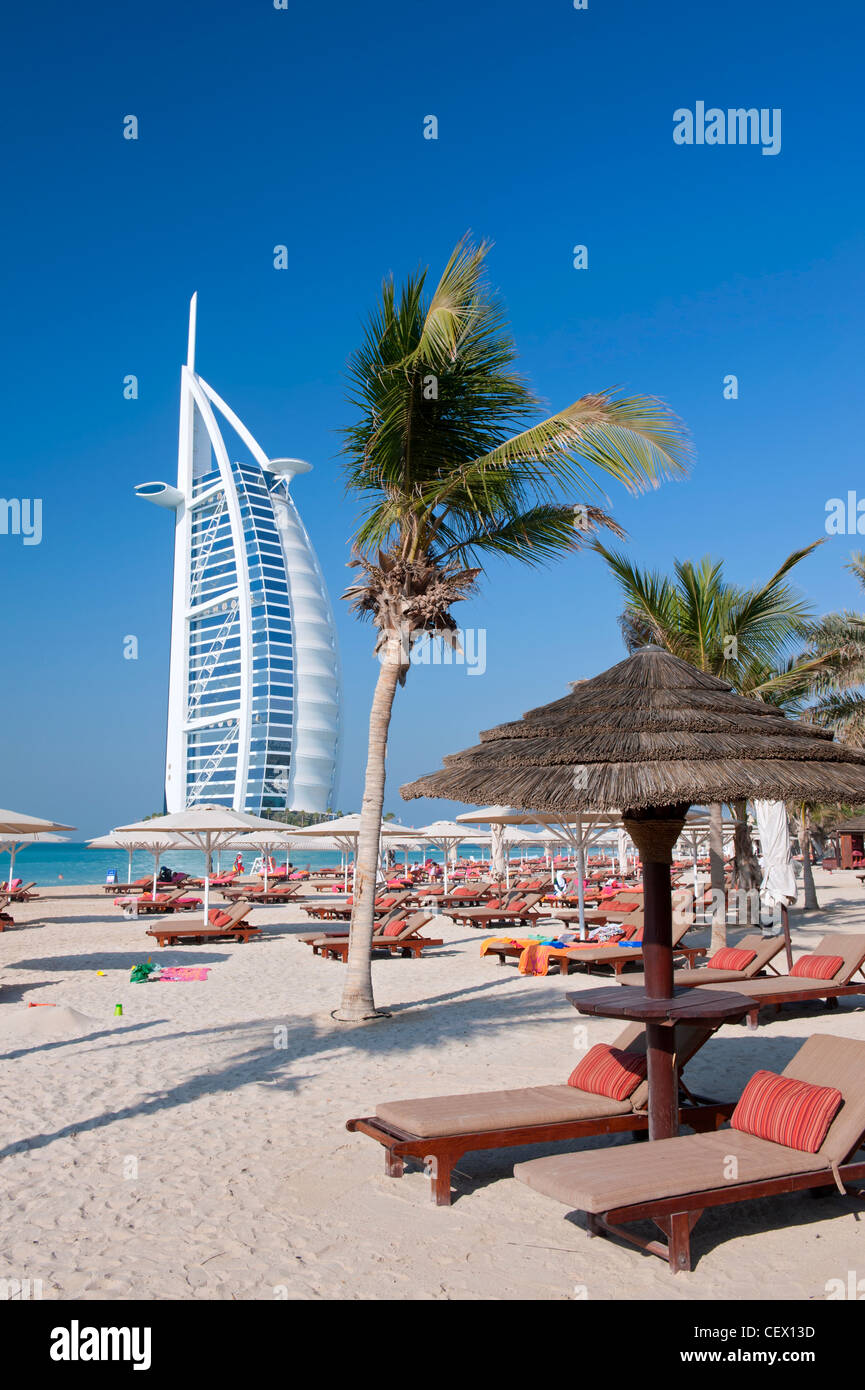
[334,237,692,1021]
[808,553,865,744]
[596,543,824,947]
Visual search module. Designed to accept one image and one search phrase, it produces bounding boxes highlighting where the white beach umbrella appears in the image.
[0,809,75,836]
[458,806,624,936]
[230,828,308,891]
[413,821,481,892]
[0,832,68,889]
[114,805,280,924]
[90,829,190,898]
[290,814,414,891]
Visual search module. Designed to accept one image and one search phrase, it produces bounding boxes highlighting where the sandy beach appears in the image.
[1,869,864,1302]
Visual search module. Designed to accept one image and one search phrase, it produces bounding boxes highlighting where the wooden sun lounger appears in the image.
[145,900,258,947]
[413,884,495,909]
[2,881,38,902]
[515,1034,865,1272]
[539,915,696,977]
[446,892,546,929]
[347,1021,731,1206]
[314,914,440,963]
[219,881,302,905]
[300,890,412,923]
[298,904,411,949]
[117,887,202,916]
[103,877,154,894]
[618,933,786,990]
[704,932,865,1027]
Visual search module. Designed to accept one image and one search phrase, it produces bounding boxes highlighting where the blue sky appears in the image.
[1,0,863,837]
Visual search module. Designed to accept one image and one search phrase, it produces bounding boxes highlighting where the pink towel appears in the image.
[159,967,210,982]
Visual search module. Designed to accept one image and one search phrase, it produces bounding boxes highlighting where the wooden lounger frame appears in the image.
[586,1147,865,1273]
[317,935,443,963]
[737,977,865,1029]
[347,1096,734,1207]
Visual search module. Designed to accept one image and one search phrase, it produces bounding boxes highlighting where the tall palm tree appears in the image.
[596,542,824,947]
[334,237,692,1021]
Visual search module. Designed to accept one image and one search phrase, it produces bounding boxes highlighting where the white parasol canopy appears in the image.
[114,804,280,923]
[0,832,68,889]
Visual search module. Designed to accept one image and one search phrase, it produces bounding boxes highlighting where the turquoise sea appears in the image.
[1,841,510,887]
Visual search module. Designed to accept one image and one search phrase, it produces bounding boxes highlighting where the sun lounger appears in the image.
[145,900,258,946]
[533,914,695,977]
[446,892,546,929]
[314,913,439,962]
[414,882,496,909]
[619,933,785,989]
[298,903,410,947]
[347,1020,732,1205]
[299,890,411,922]
[2,881,38,902]
[219,880,302,905]
[116,887,203,916]
[704,933,865,1027]
[515,1034,865,1272]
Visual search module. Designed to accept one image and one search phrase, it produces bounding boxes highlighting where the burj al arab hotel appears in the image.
[136,296,342,816]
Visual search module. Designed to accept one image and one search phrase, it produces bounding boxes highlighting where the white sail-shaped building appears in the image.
[136,295,342,815]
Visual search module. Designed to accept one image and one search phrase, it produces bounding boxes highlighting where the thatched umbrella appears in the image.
[403,645,865,1141]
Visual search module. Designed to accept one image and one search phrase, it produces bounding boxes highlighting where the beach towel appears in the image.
[158,966,211,982]
[518,942,555,975]
[480,936,525,957]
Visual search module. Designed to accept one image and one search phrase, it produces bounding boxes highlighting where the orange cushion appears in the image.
[568,1044,648,1101]
[731,1070,842,1153]
[707,946,757,971]
[484,899,502,910]
[381,920,405,938]
[505,900,527,913]
[208,909,233,928]
[790,954,844,980]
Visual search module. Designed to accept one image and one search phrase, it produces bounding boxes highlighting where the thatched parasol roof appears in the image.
[401,646,865,814]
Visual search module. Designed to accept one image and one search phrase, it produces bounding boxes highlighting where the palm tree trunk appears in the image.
[708,801,727,952]
[799,804,819,912]
[333,650,403,1022]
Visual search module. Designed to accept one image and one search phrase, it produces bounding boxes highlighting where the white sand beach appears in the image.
[1,870,864,1302]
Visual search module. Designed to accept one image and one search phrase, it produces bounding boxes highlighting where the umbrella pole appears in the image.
[624,810,687,1143]
[576,843,587,940]
[781,903,793,971]
[127,848,133,883]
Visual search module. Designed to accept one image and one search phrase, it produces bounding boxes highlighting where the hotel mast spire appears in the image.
[186,291,197,371]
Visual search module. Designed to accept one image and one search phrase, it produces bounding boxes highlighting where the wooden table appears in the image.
[566,985,757,1025]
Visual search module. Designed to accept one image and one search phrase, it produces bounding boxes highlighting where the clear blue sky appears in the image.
[2,0,863,838]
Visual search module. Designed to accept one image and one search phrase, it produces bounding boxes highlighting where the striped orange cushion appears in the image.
[731,1070,842,1153]
[790,954,844,980]
[568,1044,648,1101]
[381,919,405,938]
[707,946,757,971]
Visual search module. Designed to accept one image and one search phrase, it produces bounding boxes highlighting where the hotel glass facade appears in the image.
[136,298,341,815]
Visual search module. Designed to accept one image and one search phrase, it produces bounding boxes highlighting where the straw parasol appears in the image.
[403,645,865,1141]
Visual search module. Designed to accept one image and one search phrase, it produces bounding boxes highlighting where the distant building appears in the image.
[136,295,341,814]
